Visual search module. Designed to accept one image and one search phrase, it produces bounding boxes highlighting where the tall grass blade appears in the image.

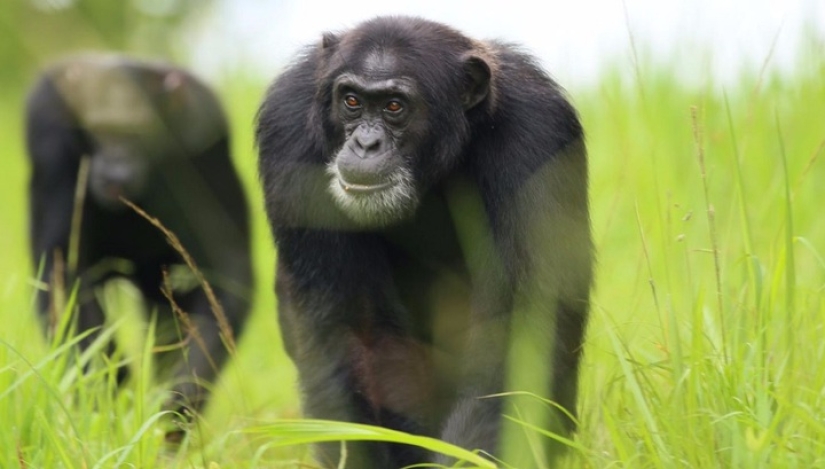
[723,93,762,310]
[245,419,497,468]
[691,106,727,362]
[605,323,669,467]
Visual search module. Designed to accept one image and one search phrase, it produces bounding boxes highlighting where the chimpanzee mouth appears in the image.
[326,163,418,226]
[338,179,396,195]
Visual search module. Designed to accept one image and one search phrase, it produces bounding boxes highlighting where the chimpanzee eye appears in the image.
[385,100,403,113]
[344,95,361,109]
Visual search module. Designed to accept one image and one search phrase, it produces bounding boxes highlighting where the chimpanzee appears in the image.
[256,16,592,467]
[26,54,253,420]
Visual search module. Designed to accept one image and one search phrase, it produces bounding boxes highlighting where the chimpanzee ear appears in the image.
[321,32,340,50]
[461,54,492,110]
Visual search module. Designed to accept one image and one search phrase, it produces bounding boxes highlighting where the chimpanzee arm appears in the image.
[148,136,254,415]
[273,229,403,467]
[26,76,85,324]
[439,78,592,464]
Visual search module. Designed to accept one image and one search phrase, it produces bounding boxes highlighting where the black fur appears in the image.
[257,16,592,467]
[26,54,253,420]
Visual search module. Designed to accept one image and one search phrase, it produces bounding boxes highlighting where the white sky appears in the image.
[187,0,824,86]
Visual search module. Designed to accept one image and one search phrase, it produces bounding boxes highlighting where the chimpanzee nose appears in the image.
[351,126,384,158]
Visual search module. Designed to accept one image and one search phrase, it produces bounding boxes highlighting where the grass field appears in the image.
[1,37,824,467]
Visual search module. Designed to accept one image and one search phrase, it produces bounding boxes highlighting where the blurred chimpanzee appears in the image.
[257,16,592,467]
[26,54,253,420]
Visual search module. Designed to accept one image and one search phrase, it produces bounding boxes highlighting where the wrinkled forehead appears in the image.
[335,38,459,86]
[331,48,421,99]
[355,49,402,80]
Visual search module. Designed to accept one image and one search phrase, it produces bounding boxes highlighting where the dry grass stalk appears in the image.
[120,197,237,354]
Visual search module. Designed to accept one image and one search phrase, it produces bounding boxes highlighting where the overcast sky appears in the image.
[187,0,824,86]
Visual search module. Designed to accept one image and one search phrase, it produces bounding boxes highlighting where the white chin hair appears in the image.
[326,163,418,227]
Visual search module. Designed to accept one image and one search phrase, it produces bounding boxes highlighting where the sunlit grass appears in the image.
[1,38,824,467]
[573,41,825,468]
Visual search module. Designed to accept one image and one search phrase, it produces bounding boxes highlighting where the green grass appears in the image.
[1,38,824,467]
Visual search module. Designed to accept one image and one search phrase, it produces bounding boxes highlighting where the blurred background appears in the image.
[4,0,824,85]
[2,0,825,467]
